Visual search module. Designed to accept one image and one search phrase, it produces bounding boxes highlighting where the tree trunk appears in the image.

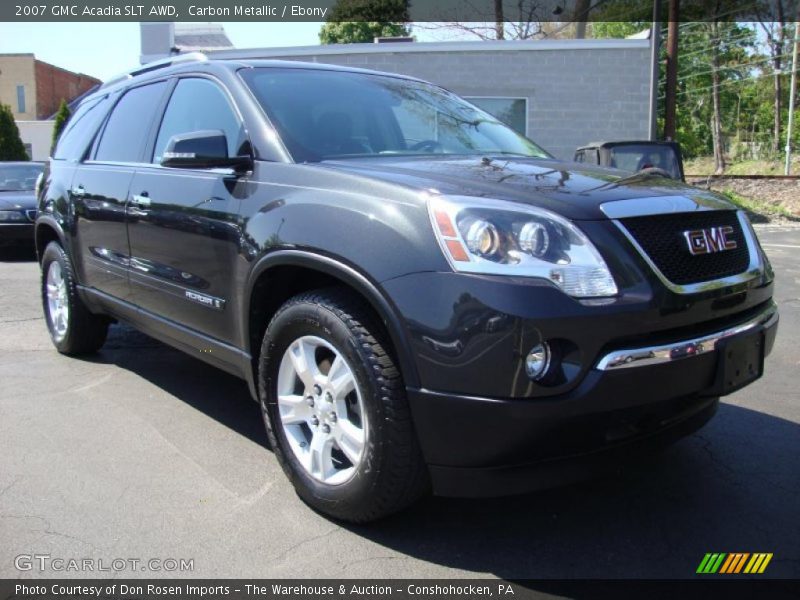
[710,22,726,174]
[494,0,505,40]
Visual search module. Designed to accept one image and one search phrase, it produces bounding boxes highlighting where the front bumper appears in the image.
[0,223,35,245]
[406,302,778,497]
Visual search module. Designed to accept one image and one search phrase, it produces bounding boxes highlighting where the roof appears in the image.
[209,38,649,60]
[100,52,425,94]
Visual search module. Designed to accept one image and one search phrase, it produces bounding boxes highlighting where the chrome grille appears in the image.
[619,211,751,286]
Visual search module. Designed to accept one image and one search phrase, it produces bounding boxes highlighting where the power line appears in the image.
[658,69,784,100]
[675,51,796,83]
[673,30,758,60]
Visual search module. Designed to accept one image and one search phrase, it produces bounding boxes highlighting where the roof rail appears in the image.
[100,51,208,89]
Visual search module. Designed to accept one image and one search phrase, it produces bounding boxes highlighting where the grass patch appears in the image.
[684,156,800,176]
[719,189,798,223]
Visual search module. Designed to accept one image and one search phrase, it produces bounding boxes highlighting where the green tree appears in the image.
[591,22,649,39]
[320,21,409,44]
[51,100,71,154]
[319,0,409,44]
[674,22,755,171]
[0,104,29,161]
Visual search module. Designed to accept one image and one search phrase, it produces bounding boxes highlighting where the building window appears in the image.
[464,97,527,136]
[16,85,26,114]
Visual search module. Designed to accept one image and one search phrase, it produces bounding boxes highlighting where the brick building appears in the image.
[0,53,101,120]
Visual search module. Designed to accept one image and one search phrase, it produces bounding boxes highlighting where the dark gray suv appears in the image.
[36,52,778,522]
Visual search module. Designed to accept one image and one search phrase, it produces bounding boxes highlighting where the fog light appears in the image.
[525,343,551,380]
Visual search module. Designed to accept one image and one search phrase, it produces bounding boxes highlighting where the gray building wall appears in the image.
[211,39,652,160]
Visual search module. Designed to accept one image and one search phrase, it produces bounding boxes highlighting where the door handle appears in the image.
[130,192,151,208]
[71,185,85,197]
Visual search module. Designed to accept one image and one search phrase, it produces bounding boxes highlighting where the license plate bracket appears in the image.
[710,330,765,396]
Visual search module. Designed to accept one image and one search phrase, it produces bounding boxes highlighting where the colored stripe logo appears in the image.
[696,553,773,574]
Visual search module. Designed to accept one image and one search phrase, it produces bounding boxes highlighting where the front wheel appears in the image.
[41,241,109,354]
[259,288,428,522]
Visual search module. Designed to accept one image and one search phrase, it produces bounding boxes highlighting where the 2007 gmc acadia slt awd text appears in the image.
[35,53,778,522]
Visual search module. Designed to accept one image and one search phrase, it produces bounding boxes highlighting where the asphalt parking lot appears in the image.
[0,225,798,581]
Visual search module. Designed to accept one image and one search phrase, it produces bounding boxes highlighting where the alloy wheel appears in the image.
[276,335,368,485]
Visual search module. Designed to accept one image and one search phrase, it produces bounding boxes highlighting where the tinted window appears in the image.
[153,78,243,163]
[95,82,167,163]
[240,68,549,163]
[54,95,113,161]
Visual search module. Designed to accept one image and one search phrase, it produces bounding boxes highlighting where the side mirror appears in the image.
[160,130,252,171]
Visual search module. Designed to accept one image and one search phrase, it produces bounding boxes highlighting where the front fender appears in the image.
[244,249,420,389]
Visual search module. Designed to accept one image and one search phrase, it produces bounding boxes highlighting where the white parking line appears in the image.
[761,244,800,249]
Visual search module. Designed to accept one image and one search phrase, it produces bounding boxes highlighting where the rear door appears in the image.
[71,81,169,300]
[126,76,249,344]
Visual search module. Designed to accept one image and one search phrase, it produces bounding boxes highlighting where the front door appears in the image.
[126,77,249,344]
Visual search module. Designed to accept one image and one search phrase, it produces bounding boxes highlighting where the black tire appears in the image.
[259,287,429,522]
[40,241,109,355]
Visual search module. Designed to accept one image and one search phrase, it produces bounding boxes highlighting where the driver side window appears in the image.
[153,78,243,164]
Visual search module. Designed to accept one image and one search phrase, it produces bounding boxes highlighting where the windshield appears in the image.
[240,68,550,163]
[0,164,43,192]
[608,144,681,179]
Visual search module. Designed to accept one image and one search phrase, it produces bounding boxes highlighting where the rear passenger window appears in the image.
[153,78,243,164]
[53,95,113,161]
[94,82,167,163]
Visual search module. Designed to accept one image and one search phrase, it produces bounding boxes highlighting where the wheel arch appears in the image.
[244,250,420,393]
[34,217,67,263]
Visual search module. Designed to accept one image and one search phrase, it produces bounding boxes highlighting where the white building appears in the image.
[17,120,54,161]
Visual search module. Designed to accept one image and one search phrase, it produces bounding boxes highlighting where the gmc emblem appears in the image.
[683,226,737,256]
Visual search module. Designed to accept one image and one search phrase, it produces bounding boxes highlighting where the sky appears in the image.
[0,22,328,80]
[0,22,456,81]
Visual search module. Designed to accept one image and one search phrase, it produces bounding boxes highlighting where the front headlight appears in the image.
[427,195,618,298]
[0,210,27,223]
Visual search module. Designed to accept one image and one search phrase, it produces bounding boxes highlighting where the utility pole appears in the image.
[573,0,591,38]
[786,20,799,175]
[663,0,679,140]
[649,0,662,140]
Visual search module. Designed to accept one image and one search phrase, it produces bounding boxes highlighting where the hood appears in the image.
[319,156,730,220]
[0,190,37,211]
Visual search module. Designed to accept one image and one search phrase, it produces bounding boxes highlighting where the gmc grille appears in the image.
[619,211,751,286]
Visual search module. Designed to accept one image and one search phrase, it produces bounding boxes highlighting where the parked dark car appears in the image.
[574,140,685,181]
[0,161,44,246]
[36,53,777,522]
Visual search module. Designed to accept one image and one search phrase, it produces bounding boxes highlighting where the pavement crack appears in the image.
[0,513,103,553]
[0,317,43,324]
[0,477,20,500]
[273,527,339,564]
[339,555,408,573]
[693,434,742,487]
[694,434,795,494]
